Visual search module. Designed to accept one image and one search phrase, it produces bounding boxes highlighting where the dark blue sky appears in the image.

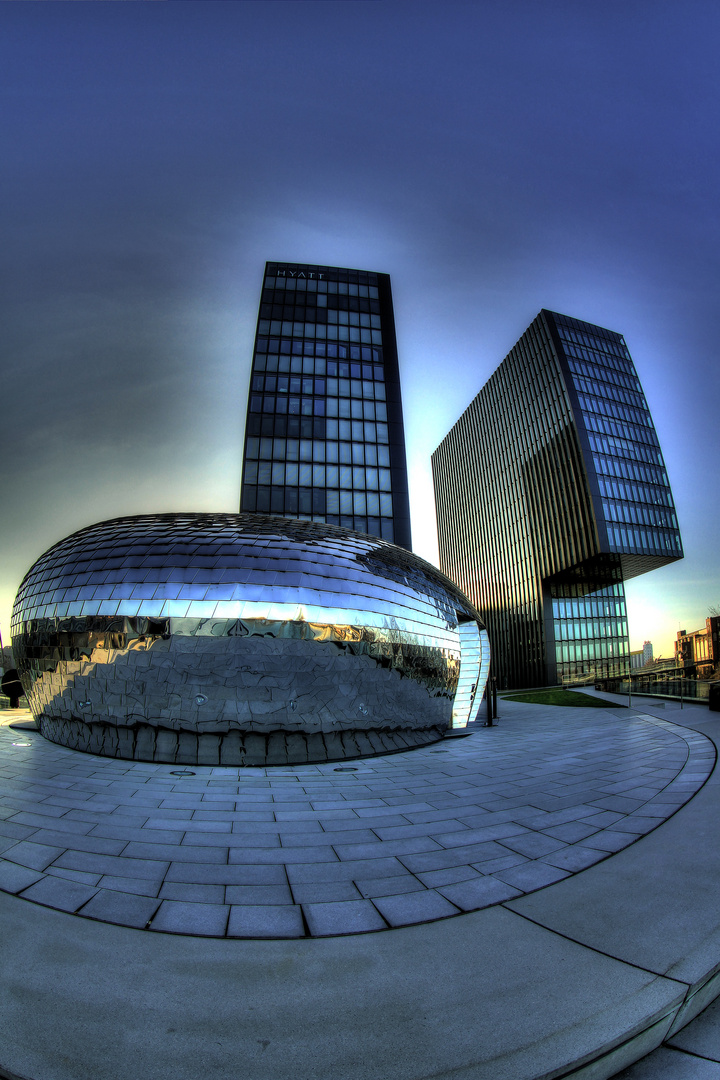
[2,0,718,656]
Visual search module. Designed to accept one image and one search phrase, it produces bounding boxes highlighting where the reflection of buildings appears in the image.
[432,310,683,689]
[675,618,720,679]
[240,262,412,549]
[11,513,490,763]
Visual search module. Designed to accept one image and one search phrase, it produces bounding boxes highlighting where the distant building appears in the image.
[675,618,720,679]
[631,640,655,670]
[240,262,412,549]
[432,310,683,689]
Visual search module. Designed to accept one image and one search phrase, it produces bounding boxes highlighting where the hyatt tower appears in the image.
[241,262,412,549]
[432,310,682,689]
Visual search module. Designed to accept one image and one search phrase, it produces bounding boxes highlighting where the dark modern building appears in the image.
[432,310,683,689]
[240,262,412,549]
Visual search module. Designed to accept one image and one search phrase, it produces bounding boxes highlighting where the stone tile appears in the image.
[150,900,229,936]
[46,866,102,886]
[165,863,287,885]
[497,832,568,858]
[225,884,293,905]
[438,876,522,910]
[190,831,281,848]
[20,829,127,855]
[159,882,225,904]
[492,861,571,892]
[80,889,161,929]
[589,796,647,813]
[303,899,387,936]
[399,842,510,873]
[0,858,44,894]
[0,820,41,841]
[540,846,608,872]
[3,840,66,872]
[227,905,305,939]
[53,851,170,879]
[372,889,459,926]
[8,812,92,834]
[20,875,98,912]
[289,882,362,904]
[227,846,338,865]
[579,831,638,853]
[355,875,427,898]
[98,875,163,897]
[280,830,378,848]
[286,857,402,884]
[415,865,482,888]
[120,842,229,863]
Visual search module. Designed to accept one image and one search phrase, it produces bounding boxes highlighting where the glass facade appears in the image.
[432,310,683,689]
[240,263,412,550]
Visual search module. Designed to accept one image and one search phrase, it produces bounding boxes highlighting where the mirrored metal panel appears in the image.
[11,514,490,764]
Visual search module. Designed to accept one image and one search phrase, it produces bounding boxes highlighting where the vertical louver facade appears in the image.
[432,310,682,689]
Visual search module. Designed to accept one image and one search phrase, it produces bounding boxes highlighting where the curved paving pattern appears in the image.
[0,707,713,938]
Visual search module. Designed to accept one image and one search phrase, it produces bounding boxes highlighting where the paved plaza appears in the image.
[0,702,712,937]
[1,692,719,1080]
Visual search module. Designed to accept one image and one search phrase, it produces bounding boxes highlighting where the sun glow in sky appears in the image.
[1,1,719,660]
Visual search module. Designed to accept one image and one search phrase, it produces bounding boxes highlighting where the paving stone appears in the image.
[225,884,294,905]
[355,875,427,898]
[53,851,171,879]
[415,865,483,888]
[372,889,460,926]
[289,882,362,903]
[150,900,230,936]
[438,875,523,910]
[540,846,607,872]
[399,842,510,873]
[80,889,161,929]
[0,858,44,894]
[3,840,66,872]
[0,706,709,937]
[227,904,305,938]
[120,842,229,863]
[46,867,103,886]
[497,832,569,858]
[578,831,638,853]
[286,857,403,884]
[303,899,388,936]
[492,861,572,892]
[20,875,98,912]
[97,874,162,897]
[159,882,225,904]
[165,863,287,885]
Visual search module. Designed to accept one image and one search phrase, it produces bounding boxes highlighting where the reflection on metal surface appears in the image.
[11,514,490,764]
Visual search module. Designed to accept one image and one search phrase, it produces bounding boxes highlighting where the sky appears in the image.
[1,0,719,660]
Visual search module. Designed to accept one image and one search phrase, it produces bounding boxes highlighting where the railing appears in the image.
[595,672,715,703]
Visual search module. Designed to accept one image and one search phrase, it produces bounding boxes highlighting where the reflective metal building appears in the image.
[11,514,490,764]
[432,310,682,689]
[240,262,412,549]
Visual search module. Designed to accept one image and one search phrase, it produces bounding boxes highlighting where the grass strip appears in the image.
[500,689,622,708]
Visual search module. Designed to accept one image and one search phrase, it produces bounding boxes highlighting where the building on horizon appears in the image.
[240,262,412,549]
[630,640,655,670]
[432,310,683,689]
[675,618,719,680]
